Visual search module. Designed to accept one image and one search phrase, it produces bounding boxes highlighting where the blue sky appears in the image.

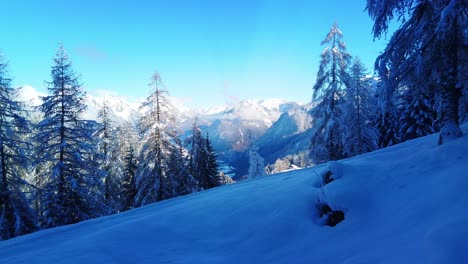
[1,0,390,108]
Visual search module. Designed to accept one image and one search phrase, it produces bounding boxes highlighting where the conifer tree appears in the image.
[0,54,38,239]
[134,72,176,206]
[367,0,467,144]
[96,99,124,211]
[189,123,206,189]
[310,22,351,163]
[341,58,378,157]
[166,138,199,197]
[203,133,221,188]
[372,81,400,148]
[189,126,220,190]
[247,132,265,179]
[121,145,138,211]
[36,45,107,227]
[398,87,436,142]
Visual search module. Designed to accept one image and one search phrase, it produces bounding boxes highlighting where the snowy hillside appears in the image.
[1,124,467,263]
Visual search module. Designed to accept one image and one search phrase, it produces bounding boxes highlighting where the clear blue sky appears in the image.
[1,0,389,108]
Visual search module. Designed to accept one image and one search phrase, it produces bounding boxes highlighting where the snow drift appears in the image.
[1,125,467,263]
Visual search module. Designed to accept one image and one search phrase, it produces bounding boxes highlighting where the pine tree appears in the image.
[398,87,436,142]
[36,45,107,227]
[372,79,400,148]
[134,72,176,207]
[189,123,205,189]
[247,132,265,179]
[189,126,220,190]
[0,54,38,240]
[95,99,124,212]
[367,0,466,144]
[203,133,221,188]
[341,58,378,157]
[121,145,138,212]
[116,121,139,211]
[167,138,199,197]
[310,22,351,163]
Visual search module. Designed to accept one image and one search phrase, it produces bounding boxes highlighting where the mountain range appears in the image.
[18,86,313,178]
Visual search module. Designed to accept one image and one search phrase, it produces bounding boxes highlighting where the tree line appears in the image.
[309,0,466,164]
[0,45,231,240]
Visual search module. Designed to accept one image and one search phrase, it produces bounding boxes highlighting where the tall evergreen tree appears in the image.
[398,86,436,142]
[203,133,221,188]
[372,81,400,148]
[0,54,38,240]
[96,99,124,212]
[121,145,138,212]
[310,22,351,163]
[189,123,206,189]
[341,58,378,157]
[367,0,467,144]
[36,45,107,227]
[189,126,220,190]
[134,72,176,207]
[247,132,265,179]
[115,121,139,211]
[166,137,199,197]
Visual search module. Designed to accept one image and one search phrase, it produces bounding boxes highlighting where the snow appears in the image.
[17,85,44,106]
[1,123,467,263]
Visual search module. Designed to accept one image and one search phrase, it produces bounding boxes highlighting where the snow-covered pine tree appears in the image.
[203,133,221,188]
[114,121,139,211]
[189,123,205,189]
[121,145,138,212]
[341,58,378,157]
[189,126,220,190]
[134,72,177,207]
[0,54,38,240]
[167,137,199,197]
[366,0,466,144]
[247,133,265,179]
[370,72,401,148]
[35,45,107,228]
[398,86,436,142]
[310,22,351,164]
[95,99,124,212]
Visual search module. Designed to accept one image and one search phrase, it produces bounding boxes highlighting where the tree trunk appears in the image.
[438,87,462,145]
[438,19,463,145]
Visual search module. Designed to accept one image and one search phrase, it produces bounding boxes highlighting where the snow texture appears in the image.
[0,124,467,263]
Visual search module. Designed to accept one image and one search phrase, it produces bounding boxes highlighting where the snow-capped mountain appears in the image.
[18,85,308,177]
[257,104,313,164]
[201,99,300,150]
[197,99,303,177]
[83,92,141,124]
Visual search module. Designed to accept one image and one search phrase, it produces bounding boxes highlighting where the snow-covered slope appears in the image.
[1,124,467,263]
